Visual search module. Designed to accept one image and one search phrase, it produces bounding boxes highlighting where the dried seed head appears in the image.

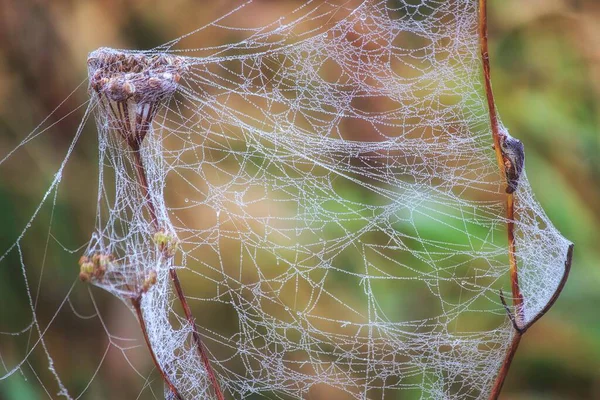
[88,47,187,104]
[88,48,188,150]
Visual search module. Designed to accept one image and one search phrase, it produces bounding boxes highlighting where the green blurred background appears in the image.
[0,0,598,399]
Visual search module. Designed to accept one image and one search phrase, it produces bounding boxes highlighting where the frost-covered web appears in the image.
[1,0,572,399]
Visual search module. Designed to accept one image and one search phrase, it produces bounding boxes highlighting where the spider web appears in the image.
[0,1,571,399]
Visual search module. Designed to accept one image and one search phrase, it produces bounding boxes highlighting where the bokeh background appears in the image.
[0,0,598,399]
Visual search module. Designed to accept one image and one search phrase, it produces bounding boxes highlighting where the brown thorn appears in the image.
[499,289,522,333]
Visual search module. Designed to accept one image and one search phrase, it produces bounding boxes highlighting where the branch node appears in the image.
[499,289,523,334]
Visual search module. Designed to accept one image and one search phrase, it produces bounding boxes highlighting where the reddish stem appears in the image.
[479,1,574,398]
[132,296,183,400]
[170,269,225,400]
[479,0,525,320]
[478,0,526,396]
[132,139,224,400]
[506,195,524,324]
[132,150,159,227]
[488,332,522,399]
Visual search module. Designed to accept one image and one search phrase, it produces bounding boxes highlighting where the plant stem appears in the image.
[488,332,521,399]
[133,150,158,226]
[479,0,524,323]
[132,144,225,400]
[479,1,574,398]
[479,0,527,395]
[132,296,183,400]
[506,194,524,324]
[93,49,223,398]
[170,269,225,400]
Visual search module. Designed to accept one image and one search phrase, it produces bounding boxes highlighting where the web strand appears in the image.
[1,1,572,399]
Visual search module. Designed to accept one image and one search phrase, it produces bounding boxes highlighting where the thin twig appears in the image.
[488,331,522,399]
[491,245,574,399]
[96,96,181,398]
[479,1,574,399]
[90,49,222,398]
[479,0,524,321]
[132,296,183,400]
[521,244,574,333]
[132,140,225,400]
[479,0,527,394]
[170,269,225,400]
[110,93,223,399]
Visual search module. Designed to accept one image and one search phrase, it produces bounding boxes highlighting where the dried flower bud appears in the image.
[79,271,91,282]
[79,255,90,265]
[79,258,94,282]
[123,81,136,96]
[148,77,161,88]
[147,270,157,285]
[79,253,113,282]
[141,270,158,293]
[153,229,179,257]
[80,261,94,274]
